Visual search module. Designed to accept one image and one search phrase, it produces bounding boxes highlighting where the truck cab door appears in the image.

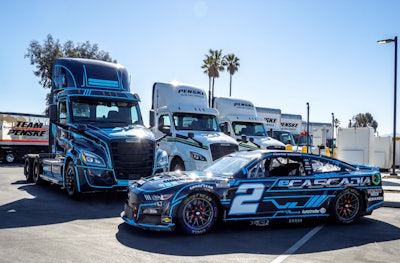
[55,100,70,154]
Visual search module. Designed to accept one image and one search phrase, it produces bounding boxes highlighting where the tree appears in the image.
[201,49,225,107]
[222,53,240,97]
[351,113,378,132]
[25,34,115,115]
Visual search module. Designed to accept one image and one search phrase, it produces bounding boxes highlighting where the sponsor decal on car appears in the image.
[368,188,383,196]
[278,177,371,189]
[189,184,214,190]
[302,207,326,215]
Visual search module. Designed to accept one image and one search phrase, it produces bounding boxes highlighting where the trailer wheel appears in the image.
[65,162,80,199]
[32,159,43,185]
[24,158,34,182]
[5,152,16,163]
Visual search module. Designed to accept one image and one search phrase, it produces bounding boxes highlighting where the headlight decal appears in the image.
[80,151,106,167]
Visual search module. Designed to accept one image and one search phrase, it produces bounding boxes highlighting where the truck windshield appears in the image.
[71,98,142,127]
[173,113,220,131]
[233,122,267,136]
[271,130,295,145]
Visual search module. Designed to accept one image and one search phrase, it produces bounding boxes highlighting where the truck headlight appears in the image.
[190,151,207,161]
[156,149,169,168]
[81,151,106,167]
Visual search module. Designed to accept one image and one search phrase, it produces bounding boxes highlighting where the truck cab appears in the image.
[214,97,286,151]
[24,58,167,198]
[150,82,238,171]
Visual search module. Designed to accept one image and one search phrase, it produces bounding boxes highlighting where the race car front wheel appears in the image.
[177,193,219,235]
[332,188,362,224]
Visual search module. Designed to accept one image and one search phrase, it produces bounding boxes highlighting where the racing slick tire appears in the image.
[65,162,80,199]
[331,188,362,224]
[32,158,43,185]
[176,192,219,235]
[24,157,34,182]
[170,157,185,171]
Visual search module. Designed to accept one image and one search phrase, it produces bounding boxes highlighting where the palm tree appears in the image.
[201,49,225,106]
[222,53,240,97]
[201,56,213,107]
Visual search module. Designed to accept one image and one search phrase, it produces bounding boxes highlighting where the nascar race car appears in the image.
[121,150,384,235]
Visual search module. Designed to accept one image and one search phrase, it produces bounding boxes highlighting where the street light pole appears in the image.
[331,112,335,157]
[307,102,310,153]
[378,36,398,175]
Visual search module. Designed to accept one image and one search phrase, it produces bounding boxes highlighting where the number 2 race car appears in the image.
[121,150,384,235]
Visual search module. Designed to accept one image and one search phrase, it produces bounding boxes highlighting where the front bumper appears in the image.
[121,203,175,232]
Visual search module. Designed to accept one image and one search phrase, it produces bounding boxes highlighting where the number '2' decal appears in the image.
[229,183,265,215]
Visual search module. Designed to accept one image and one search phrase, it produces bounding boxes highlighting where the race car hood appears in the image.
[84,124,155,142]
[132,170,228,192]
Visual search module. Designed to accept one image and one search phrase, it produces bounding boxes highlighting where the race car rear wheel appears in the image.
[332,188,362,224]
[177,193,219,235]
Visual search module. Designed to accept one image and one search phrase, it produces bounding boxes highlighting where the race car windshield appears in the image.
[204,155,250,176]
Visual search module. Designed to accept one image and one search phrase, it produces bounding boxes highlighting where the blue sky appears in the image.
[1,0,399,135]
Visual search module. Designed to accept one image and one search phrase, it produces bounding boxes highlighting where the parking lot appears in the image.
[1,164,400,263]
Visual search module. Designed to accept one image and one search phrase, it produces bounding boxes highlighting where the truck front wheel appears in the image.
[65,162,80,199]
[171,157,185,171]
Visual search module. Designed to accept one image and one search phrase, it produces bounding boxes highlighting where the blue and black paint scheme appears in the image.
[122,150,384,234]
[24,58,167,197]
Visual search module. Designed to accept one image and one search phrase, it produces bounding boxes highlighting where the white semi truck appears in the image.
[214,97,286,150]
[0,112,49,163]
[255,107,296,146]
[150,82,239,171]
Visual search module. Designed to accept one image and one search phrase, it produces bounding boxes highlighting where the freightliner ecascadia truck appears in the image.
[213,97,286,151]
[24,58,168,198]
[150,82,239,171]
[0,112,49,163]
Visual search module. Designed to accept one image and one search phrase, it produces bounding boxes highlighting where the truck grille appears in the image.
[110,139,155,180]
[210,143,238,161]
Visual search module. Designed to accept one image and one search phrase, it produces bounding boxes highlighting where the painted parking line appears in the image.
[271,225,325,263]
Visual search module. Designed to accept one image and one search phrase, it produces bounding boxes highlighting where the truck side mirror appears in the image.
[49,104,57,123]
[149,110,155,127]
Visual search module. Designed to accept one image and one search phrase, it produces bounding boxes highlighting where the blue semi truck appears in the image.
[23,58,168,198]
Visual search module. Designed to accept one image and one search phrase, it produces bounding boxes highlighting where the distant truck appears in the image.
[23,58,167,198]
[254,106,297,146]
[150,82,239,171]
[214,97,286,150]
[0,112,49,163]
